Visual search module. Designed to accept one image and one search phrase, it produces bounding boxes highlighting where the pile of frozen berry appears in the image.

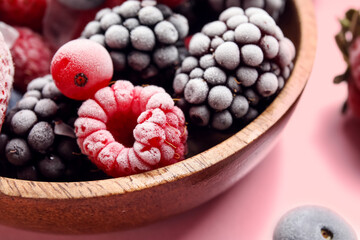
[0,0,296,181]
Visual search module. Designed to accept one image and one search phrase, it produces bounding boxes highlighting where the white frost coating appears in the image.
[215,42,240,70]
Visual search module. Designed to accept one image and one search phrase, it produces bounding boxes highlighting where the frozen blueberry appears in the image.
[11,109,37,135]
[235,23,261,44]
[244,88,260,106]
[223,30,235,42]
[219,7,245,22]
[123,18,140,30]
[128,51,151,71]
[230,95,249,119]
[5,138,32,166]
[114,1,140,18]
[130,26,155,51]
[204,67,227,85]
[249,13,277,35]
[154,21,178,44]
[168,14,189,39]
[42,82,62,100]
[17,165,38,181]
[189,33,211,56]
[256,72,278,97]
[105,25,129,49]
[23,90,41,99]
[236,66,258,87]
[199,54,216,69]
[16,96,38,110]
[155,4,173,18]
[241,44,264,67]
[138,6,163,26]
[273,206,357,240]
[184,78,209,104]
[38,155,66,179]
[211,37,225,50]
[34,99,58,118]
[95,8,111,21]
[211,110,233,130]
[189,105,211,127]
[56,138,82,162]
[27,77,50,91]
[89,34,106,46]
[208,86,233,111]
[181,56,199,73]
[227,76,242,93]
[215,42,240,70]
[260,35,280,59]
[173,73,189,94]
[28,121,55,152]
[100,12,122,31]
[202,21,227,38]
[153,45,179,69]
[226,15,249,30]
[189,68,204,79]
[110,51,126,71]
[82,21,102,38]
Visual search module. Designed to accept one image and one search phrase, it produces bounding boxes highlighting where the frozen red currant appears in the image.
[51,39,113,100]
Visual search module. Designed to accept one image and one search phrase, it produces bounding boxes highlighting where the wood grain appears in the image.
[0,0,317,234]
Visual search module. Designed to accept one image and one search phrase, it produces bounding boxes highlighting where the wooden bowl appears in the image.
[0,0,316,234]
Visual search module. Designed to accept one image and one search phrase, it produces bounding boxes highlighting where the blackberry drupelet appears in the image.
[0,75,107,181]
[81,0,189,92]
[173,7,295,131]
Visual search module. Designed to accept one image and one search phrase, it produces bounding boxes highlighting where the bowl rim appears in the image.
[0,0,317,200]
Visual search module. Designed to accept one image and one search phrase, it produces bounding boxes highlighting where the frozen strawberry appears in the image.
[335,9,360,117]
[75,80,188,177]
[10,26,52,93]
[0,0,47,32]
[0,32,14,131]
[51,39,113,100]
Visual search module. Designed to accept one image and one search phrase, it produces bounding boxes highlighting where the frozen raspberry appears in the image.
[208,0,287,22]
[10,26,53,93]
[75,80,188,177]
[81,1,189,92]
[0,75,102,181]
[51,39,114,100]
[0,32,14,132]
[0,0,47,32]
[173,7,296,130]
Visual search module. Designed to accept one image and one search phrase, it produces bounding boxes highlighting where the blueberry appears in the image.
[138,6,163,26]
[181,56,199,73]
[189,33,211,56]
[5,138,32,166]
[168,14,189,39]
[208,86,233,111]
[223,30,235,42]
[16,96,38,110]
[128,51,151,71]
[110,51,126,71]
[211,110,233,130]
[273,206,357,240]
[244,88,260,106]
[27,76,51,92]
[249,13,277,35]
[56,138,82,162]
[23,90,41,99]
[11,109,37,136]
[227,76,242,93]
[230,95,249,119]
[173,73,189,94]
[234,23,261,44]
[155,4,173,18]
[28,122,55,153]
[211,37,225,50]
[219,7,245,22]
[95,8,111,21]
[184,78,209,104]
[114,1,141,18]
[189,68,204,79]
[215,42,240,70]
[226,15,249,30]
[58,0,105,10]
[204,67,227,85]
[105,25,129,49]
[81,21,102,38]
[236,66,258,87]
[17,165,38,181]
[130,26,155,51]
[241,44,264,67]
[153,45,179,69]
[38,155,66,179]
[189,105,210,127]
[260,35,280,59]
[256,72,279,97]
[34,99,58,119]
[89,34,106,46]
[154,21,178,44]
[199,54,216,69]
[123,18,140,30]
[100,12,122,31]
[202,21,227,38]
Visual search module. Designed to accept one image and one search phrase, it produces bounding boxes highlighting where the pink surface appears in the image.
[1,0,360,239]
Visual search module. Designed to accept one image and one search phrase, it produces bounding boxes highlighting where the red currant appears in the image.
[51,39,113,100]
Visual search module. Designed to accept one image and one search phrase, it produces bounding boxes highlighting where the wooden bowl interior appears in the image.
[0,0,317,234]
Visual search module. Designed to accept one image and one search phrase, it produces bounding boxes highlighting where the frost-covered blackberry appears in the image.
[208,0,287,22]
[173,7,295,130]
[81,0,189,91]
[0,75,106,181]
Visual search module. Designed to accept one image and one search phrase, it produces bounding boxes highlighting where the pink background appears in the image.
[1,0,360,239]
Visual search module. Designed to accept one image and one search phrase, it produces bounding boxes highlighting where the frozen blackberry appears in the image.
[81,1,189,92]
[173,7,295,130]
[208,0,287,22]
[1,75,98,181]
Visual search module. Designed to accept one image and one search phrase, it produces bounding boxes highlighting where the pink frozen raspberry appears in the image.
[74,80,188,177]
[0,32,14,131]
